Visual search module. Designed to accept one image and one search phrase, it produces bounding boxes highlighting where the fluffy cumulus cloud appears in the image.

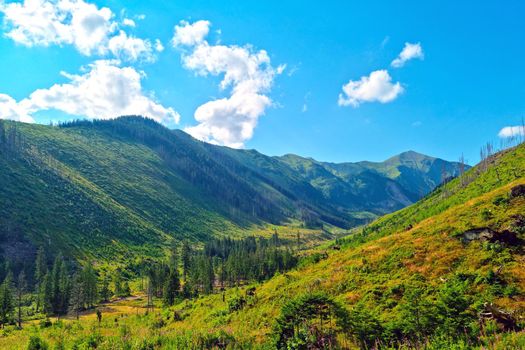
[108,30,157,62]
[0,0,159,62]
[0,94,33,122]
[172,20,210,47]
[338,70,403,107]
[498,125,525,138]
[391,42,424,68]
[173,20,283,148]
[0,60,179,124]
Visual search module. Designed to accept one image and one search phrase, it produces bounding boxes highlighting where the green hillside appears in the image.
[0,117,462,267]
[160,141,522,348]
[60,140,521,349]
[0,123,522,349]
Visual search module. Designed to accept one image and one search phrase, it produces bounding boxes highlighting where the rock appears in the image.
[461,228,522,246]
[510,184,525,198]
[492,230,522,246]
[461,228,495,243]
[479,303,520,332]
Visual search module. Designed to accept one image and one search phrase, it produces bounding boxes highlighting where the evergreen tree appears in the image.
[41,273,52,315]
[69,273,84,320]
[99,275,112,302]
[163,268,180,306]
[181,240,191,280]
[114,274,123,298]
[81,262,97,308]
[34,247,47,313]
[16,271,26,328]
[122,281,131,297]
[0,275,14,328]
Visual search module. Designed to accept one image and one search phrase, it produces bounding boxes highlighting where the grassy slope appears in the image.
[2,122,325,270]
[1,117,465,266]
[3,144,522,349]
[0,145,523,348]
[167,143,525,345]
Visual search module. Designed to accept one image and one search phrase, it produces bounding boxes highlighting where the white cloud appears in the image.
[173,20,282,148]
[498,125,525,138]
[185,92,270,148]
[391,42,424,68]
[122,18,135,27]
[338,69,403,107]
[0,0,158,61]
[0,94,33,122]
[0,60,179,124]
[172,20,210,47]
[108,30,156,62]
[154,39,164,52]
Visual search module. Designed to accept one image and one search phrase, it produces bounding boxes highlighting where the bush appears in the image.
[39,318,52,328]
[27,336,49,350]
[273,292,350,349]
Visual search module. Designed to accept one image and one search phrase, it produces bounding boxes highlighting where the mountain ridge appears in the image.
[0,116,465,264]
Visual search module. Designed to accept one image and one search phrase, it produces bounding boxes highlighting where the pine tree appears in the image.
[81,262,97,308]
[41,273,52,315]
[122,281,131,297]
[16,271,26,328]
[69,273,84,321]
[163,267,180,306]
[181,240,191,280]
[0,275,14,328]
[99,275,112,302]
[34,247,47,313]
[114,274,123,298]
[57,258,70,316]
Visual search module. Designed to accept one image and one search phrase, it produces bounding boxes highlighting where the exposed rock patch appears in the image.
[510,184,525,199]
[461,227,522,246]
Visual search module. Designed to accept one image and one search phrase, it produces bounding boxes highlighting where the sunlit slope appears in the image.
[169,143,525,345]
[0,117,462,265]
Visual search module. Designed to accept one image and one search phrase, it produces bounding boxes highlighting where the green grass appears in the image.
[2,143,523,349]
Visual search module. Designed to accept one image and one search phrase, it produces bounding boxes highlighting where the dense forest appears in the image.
[0,235,298,329]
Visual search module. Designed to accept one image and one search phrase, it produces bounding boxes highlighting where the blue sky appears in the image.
[0,0,524,164]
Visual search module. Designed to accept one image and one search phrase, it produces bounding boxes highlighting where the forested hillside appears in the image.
[0,116,463,269]
[0,125,522,349]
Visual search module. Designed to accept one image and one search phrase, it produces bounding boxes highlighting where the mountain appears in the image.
[155,137,525,348]
[0,116,464,265]
[277,149,466,216]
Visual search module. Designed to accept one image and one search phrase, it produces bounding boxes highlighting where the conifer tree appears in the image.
[81,262,97,308]
[99,275,112,302]
[0,274,14,328]
[34,247,47,312]
[69,273,84,321]
[16,271,26,328]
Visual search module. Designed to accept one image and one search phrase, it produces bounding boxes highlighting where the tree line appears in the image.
[0,234,298,327]
[146,234,297,306]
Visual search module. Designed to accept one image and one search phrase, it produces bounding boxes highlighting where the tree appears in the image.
[49,255,70,317]
[99,275,112,302]
[81,262,98,308]
[398,282,436,341]
[163,267,180,306]
[274,293,350,349]
[181,240,191,280]
[0,274,14,328]
[436,278,474,338]
[69,273,84,320]
[34,247,47,312]
[16,271,26,328]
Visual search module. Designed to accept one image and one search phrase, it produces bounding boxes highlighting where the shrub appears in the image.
[27,336,49,350]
